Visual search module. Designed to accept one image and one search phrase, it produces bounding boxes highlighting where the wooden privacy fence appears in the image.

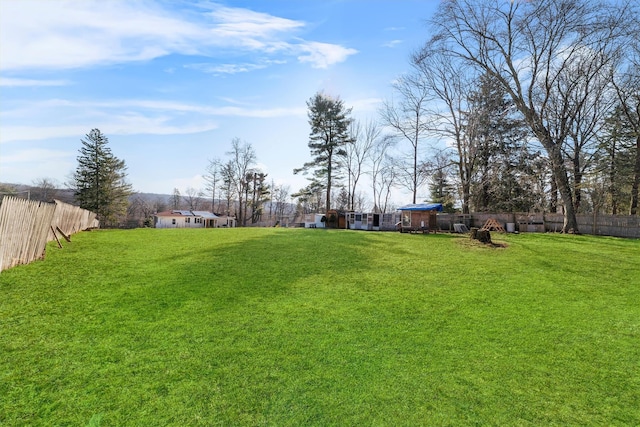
[0,197,99,273]
[437,212,639,238]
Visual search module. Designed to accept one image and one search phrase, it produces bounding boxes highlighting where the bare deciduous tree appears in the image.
[380,71,433,203]
[203,158,221,212]
[413,50,479,213]
[345,119,379,211]
[227,138,257,226]
[31,177,59,202]
[220,160,236,216]
[368,134,397,213]
[610,11,640,214]
[425,0,631,232]
[183,187,203,210]
[171,188,181,209]
[271,183,291,224]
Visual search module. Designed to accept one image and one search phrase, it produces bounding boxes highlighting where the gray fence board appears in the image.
[0,197,99,273]
[437,212,638,238]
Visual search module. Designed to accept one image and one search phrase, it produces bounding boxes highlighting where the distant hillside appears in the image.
[0,182,172,207]
[0,182,75,204]
[1,183,295,223]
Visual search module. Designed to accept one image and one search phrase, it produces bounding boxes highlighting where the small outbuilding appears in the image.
[345,212,401,231]
[397,203,443,233]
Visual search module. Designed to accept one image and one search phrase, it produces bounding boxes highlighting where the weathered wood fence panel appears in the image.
[0,197,99,273]
[49,199,99,238]
[437,212,639,238]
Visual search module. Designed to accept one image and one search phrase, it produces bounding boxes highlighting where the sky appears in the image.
[0,0,440,204]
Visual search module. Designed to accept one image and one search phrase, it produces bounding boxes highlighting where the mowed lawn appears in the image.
[1,228,639,426]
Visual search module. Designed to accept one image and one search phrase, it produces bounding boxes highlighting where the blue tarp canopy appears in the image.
[397,203,443,212]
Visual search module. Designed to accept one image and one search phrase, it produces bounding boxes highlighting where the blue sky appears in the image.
[0,0,439,202]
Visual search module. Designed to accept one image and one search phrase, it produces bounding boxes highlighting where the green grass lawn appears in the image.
[1,228,639,426]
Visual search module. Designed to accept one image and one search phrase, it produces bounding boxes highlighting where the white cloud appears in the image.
[0,0,356,72]
[0,148,71,163]
[171,175,207,193]
[0,97,309,143]
[208,5,305,41]
[347,97,383,113]
[0,120,219,144]
[0,1,199,71]
[297,42,358,69]
[185,59,287,75]
[0,78,71,87]
[0,125,88,143]
[382,40,403,48]
[0,148,75,185]
[101,114,219,136]
[13,98,307,118]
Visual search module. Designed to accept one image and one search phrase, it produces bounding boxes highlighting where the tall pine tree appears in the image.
[294,92,353,212]
[73,129,132,227]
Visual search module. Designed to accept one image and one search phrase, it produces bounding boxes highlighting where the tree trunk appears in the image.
[326,155,332,213]
[412,134,418,204]
[536,130,578,233]
[470,227,478,239]
[549,174,558,213]
[631,135,640,215]
[477,229,492,244]
[550,149,579,233]
[609,135,618,215]
[461,182,471,215]
[573,156,582,214]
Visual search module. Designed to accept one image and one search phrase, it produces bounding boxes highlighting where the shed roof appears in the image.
[397,203,443,212]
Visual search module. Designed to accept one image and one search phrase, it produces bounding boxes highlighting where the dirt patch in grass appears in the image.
[454,233,509,249]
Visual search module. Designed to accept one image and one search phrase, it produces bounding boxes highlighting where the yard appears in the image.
[1,228,639,426]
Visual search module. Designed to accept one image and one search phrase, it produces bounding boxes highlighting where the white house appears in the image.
[154,210,236,229]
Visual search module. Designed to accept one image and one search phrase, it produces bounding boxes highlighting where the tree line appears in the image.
[6,0,638,233]
[412,0,640,233]
[291,0,640,234]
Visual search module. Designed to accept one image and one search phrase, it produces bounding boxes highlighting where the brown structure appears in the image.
[397,203,443,233]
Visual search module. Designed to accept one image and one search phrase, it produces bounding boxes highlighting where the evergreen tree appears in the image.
[425,150,457,212]
[292,180,324,215]
[595,105,637,214]
[465,73,539,212]
[249,172,270,224]
[72,129,132,226]
[294,92,353,212]
[429,169,457,213]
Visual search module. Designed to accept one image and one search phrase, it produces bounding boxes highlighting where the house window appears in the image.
[186,217,191,223]
[172,219,176,225]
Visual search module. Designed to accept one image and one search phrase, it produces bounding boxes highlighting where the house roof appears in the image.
[155,210,184,217]
[397,203,443,212]
[192,211,219,219]
[155,210,206,217]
